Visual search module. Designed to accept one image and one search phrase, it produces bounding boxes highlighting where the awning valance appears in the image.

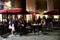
[7,8,22,13]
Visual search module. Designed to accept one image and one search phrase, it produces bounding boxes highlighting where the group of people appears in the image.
[13,16,47,34]
[0,15,59,35]
[14,17,28,35]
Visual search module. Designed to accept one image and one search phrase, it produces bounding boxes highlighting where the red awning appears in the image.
[7,8,22,13]
[44,10,60,15]
[0,9,6,14]
[0,8,30,14]
[0,8,22,14]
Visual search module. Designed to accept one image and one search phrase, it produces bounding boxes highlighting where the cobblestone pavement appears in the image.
[0,32,60,40]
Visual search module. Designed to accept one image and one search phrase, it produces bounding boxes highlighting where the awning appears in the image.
[0,8,22,14]
[44,10,60,15]
[0,9,6,14]
[0,8,30,14]
[7,8,22,13]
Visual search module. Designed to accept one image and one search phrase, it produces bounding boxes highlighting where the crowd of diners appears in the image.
[0,15,60,35]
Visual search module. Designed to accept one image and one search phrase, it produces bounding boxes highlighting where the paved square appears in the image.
[0,32,60,40]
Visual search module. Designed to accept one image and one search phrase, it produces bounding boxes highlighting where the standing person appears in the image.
[46,16,53,30]
[37,16,42,32]
[14,18,18,33]
[27,20,32,33]
[0,22,3,34]
[41,19,46,33]
[37,16,41,23]
[17,20,22,33]
[21,18,27,34]
[3,21,7,33]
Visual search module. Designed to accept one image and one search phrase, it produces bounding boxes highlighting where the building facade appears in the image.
[2,0,26,10]
[0,0,60,11]
[26,0,36,12]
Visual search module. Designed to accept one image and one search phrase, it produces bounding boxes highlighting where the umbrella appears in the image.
[44,10,60,15]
